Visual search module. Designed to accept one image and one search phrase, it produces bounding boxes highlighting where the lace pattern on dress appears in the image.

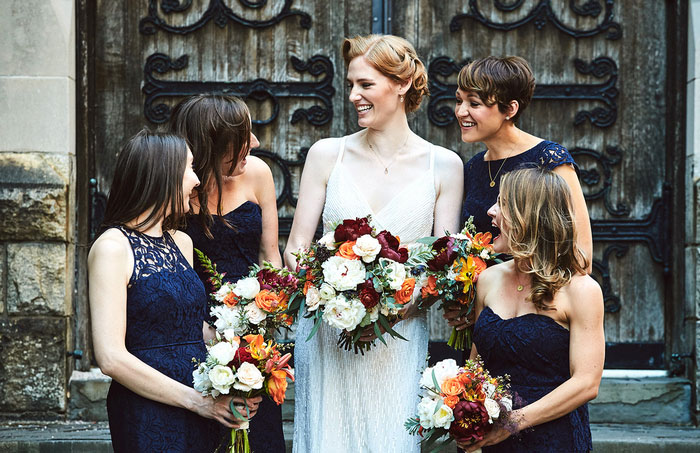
[117,226,188,285]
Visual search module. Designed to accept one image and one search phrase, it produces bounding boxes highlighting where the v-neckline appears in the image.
[337,164,432,217]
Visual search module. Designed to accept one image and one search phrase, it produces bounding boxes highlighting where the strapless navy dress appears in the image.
[185,201,285,453]
[462,140,578,236]
[473,306,592,452]
[106,227,222,453]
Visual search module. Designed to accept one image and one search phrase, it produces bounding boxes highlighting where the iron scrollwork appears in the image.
[591,245,628,313]
[140,0,311,35]
[450,0,621,40]
[427,56,618,128]
[142,53,335,125]
[571,145,629,216]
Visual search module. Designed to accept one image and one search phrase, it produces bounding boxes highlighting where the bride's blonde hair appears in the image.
[499,167,588,310]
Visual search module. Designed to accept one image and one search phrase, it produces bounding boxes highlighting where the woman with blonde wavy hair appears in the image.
[462,167,604,452]
[285,34,463,452]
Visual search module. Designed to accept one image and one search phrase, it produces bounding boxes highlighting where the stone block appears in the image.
[7,243,68,315]
[0,317,66,412]
[0,152,70,241]
[589,377,692,425]
[0,0,75,78]
[68,369,111,421]
[0,77,74,153]
[281,381,295,422]
[0,244,4,314]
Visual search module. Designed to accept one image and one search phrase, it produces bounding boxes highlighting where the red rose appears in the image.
[334,217,373,242]
[376,230,408,263]
[230,347,257,368]
[448,400,489,444]
[358,279,380,309]
[427,236,456,271]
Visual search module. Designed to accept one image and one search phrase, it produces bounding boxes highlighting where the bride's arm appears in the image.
[283,139,337,270]
[433,148,464,236]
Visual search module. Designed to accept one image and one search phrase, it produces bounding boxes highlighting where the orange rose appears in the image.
[394,278,415,305]
[458,372,474,387]
[255,289,278,312]
[441,377,465,396]
[443,395,460,409]
[335,241,359,260]
[420,275,438,299]
[223,292,240,308]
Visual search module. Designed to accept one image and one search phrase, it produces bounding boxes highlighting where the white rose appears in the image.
[233,277,261,300]
[322,256,366,291]
[501,396,513,412]
[432,404,455,429]
[319,282,336,300]
[480,249,490,260]
[305,286,322,311]
[208,365,235,394]
[209,341,237,365]
[417,396,439,429]
[222,329,238,342]
[318,231,337,250]
[381,259,407,290]
[353,234,381,263]
[211,305,247,333]
[233,362,264,391]
[244,303,267,325]
[193,363,212,393]
[484,397,500,421]
[420,359,460,391]
[368,305,379,323]
[322,295,366,331]
[213,284,233,303]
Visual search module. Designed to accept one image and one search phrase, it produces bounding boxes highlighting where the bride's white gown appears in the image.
[293,137,436,453]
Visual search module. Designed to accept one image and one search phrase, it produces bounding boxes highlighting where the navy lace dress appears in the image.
[473,306,592,452]
[106,227,222,453]
[185,201,285,453]
[462,140,578,235]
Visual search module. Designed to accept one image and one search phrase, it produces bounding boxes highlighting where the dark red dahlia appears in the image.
[358,279,380,309]
[376,230,408,263]
[334,217,373,242]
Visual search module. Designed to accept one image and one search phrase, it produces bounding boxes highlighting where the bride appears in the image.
[284,34,463,452]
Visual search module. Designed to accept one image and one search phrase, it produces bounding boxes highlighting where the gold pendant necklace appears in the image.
[487,148,517,188]
[367,133,410,175]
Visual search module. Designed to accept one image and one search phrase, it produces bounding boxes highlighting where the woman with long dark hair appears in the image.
[463,167,604,452]
[88,129,259,452]
[168,94,285,452]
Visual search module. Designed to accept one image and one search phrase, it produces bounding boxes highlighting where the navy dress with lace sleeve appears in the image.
[106,227,222,453]
[461,140,578,235]
[184,201,285,453]
[473,307,592,452]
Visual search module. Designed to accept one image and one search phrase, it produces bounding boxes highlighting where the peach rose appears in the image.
[335,241,360,260]
[394,278,415,305]
[223,292,240,308]
[255,289,278,312]
[441,377,465,397]
[420,275,438,299]
[443,395,460,409]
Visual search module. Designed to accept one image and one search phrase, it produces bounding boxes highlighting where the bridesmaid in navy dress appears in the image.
[88,130,259,452]
[168,94,286,453]
[447,56,593,332]
[461,167,604,452]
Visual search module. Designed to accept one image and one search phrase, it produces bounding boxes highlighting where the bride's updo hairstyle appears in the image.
[342,34,429,113]
[458,56,535,123]
[498,167,588,310]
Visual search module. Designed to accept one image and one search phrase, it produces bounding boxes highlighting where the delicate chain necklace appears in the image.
[515,267,528,292]
[487,147,517,188]
[367,133,410,175]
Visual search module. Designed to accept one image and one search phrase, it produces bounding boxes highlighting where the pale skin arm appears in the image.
[283,139,336,270]
[553,164,593,273]
[462,278,605,451]
[251,157,283,267]
[89,231,259,429]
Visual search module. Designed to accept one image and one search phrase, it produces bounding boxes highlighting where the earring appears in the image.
[400,95,405,103]
[505,116,510,120]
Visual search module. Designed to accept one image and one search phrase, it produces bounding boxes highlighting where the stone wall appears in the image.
[0,0,76,418]
[689,0,700,424]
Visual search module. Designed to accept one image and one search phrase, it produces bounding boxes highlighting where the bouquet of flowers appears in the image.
[405,358,513,452]
[287,216,420,354]
[412,219,496,350]
[193,333,294,453]
[195,249,298,339]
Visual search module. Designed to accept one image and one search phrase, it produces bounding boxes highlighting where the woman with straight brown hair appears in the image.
[88,130,258,452]
[463,166,603,452]
[168,94,284,452]
[285,34,463,452]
